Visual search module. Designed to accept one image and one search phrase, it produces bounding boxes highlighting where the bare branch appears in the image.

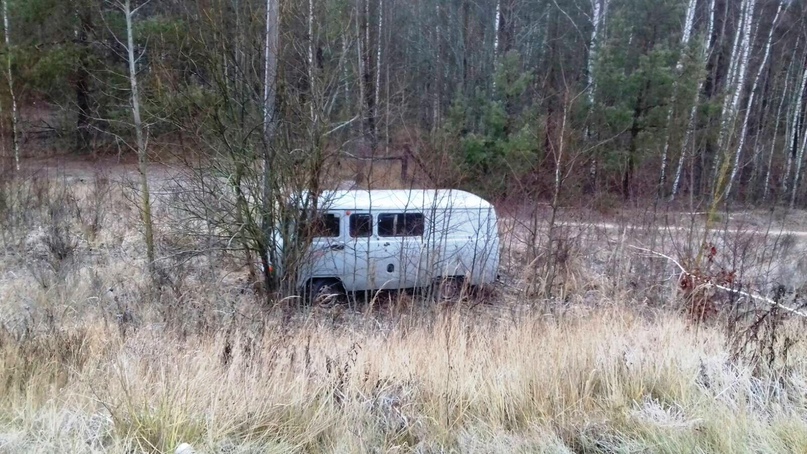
[629,246,807,319]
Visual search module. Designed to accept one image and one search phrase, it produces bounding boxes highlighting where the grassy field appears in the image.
[2,171,807,453]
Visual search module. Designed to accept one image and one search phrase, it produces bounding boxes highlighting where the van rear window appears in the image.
[378,213,424,237]
[349,214,373,237]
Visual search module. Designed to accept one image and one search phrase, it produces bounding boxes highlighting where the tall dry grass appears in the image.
[2,171,807,452]
[2,304,807,453]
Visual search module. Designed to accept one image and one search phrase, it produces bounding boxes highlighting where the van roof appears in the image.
[321,189,493,211]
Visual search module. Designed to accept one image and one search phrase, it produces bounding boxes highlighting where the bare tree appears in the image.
[121,0,156,277]
[262,0,280,288]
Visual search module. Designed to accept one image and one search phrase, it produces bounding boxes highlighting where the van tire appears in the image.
[307,279,346,307]
[436,277,464,302]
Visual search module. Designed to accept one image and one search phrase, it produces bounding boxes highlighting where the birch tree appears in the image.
[790,70,807,208]
[1,0,19,171]
[585,0,607,191]
[725,1,785,197]
[585,0,606,111]
[712,0,756,199]
[262,0,280,286]
[782,66,806,196]
[374,0,382,121]
[119,0,156,276]
[762,45,797,201]
[657,0,697,197]
[671,0,716,200]
[308,0,316,123]
[493,0,500,70]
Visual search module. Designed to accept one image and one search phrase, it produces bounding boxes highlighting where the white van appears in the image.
[296,189,500,303]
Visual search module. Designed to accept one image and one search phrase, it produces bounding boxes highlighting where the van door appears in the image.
[344,212,375,291]
[303,212,344,283]
[378,212,424,289]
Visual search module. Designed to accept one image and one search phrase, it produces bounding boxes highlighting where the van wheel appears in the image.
[308,279,345,307]
[436,277,463,302]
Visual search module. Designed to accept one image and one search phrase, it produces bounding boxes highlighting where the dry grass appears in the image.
[2,172,807,453]
[3,305,807,453]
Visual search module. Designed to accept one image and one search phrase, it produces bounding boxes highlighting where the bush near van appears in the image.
[295,189,500,304]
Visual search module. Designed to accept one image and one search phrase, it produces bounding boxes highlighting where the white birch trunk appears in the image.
[2,0,19,171]
[374,0,382,115]
[763,60,792,201]
[791,118,807,208]
[123,0,155,272]
[356,0,364,129]
[723,0,746,98]
[585,0,607,190]
[263,0,279,138]
[262,0,279,274]
[657,0,698,196]
[308,0,316,122]
[783,98,796,195]
[432,2,440,132]
[713,0,755,189]
[586,0,602,106]
[791,56,807,207]
[726,2,782,196]
[784,60,807,196]
[493,0,500,68]
[342,33,350,101]
[671,0,716,199]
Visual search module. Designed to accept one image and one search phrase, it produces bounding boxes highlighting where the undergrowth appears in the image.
[1,173,807,452]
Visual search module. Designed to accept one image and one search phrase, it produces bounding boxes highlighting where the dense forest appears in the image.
[2,0,807,209]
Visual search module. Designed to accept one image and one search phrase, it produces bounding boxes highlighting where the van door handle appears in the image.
[383,242,390,247]
[329,244,345,251]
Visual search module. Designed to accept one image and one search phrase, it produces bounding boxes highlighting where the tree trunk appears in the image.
[461,0,470,92]
[75,4,93,154]
[584,0,606,195]
[624,87,644,201]
[764,43,801,201]
[493,0,500,76]
[726,0,780,197]
[783,54,807,197]
[2,0,19,171]
[359,0,375,151]
[374,0,382,121]
[124,0,155,277]
[712,0,756,196]
[262,0,280,290]
[308,0,316,122]
[356,0,365,141]
[432,2,440,133]
[671,0,716,200]
[657,0,697,198]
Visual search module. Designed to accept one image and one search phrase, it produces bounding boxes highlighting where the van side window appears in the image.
[310,213,340,238]
[378,213,424,237]
[349,214,373,237]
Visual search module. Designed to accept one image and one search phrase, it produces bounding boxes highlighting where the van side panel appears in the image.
[423,207,499,286]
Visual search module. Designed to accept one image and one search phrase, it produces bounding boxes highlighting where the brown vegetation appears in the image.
[2,167,807,452]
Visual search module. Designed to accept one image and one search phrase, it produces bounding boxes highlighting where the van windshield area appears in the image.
[378,213,424,237]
